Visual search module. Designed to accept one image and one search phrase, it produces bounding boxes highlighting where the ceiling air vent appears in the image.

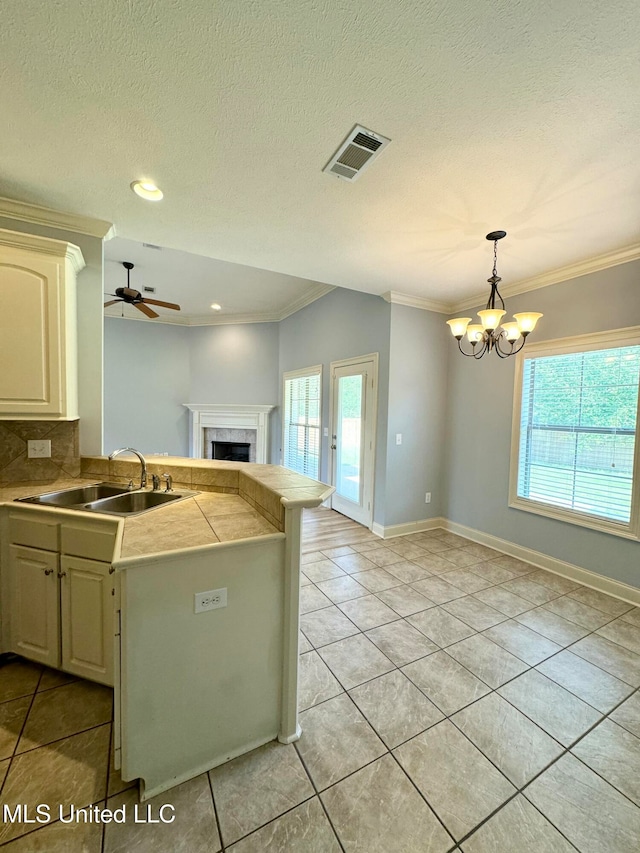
[143,286,156,293]
[142,242,162,250]
[323,124,391,182]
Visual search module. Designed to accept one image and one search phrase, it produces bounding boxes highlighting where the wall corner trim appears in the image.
[0,195,115,240]
[443,520,640,606]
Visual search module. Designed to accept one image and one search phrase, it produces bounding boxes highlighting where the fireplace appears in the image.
[212,441,250,462]
[184,404,275,463]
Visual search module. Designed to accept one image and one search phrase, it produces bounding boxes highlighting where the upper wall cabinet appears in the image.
[0,229,85,420]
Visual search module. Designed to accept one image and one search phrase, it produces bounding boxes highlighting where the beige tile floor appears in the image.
[1,507,640,851]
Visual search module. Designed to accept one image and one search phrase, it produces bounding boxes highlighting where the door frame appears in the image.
[328,353,378,529]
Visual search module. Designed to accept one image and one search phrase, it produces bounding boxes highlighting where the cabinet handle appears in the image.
[44,568,54,575]
[57,570,66,578]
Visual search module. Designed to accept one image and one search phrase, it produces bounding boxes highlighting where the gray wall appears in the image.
[278,287,391,524]
[444,260,640,587]
[385,303,449,525]
[104,318,191,455]
[189,323,279,404]
[103,320,279,458]
[0,216,104,455]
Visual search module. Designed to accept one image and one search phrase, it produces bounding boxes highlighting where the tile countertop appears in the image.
[0,456,334,559]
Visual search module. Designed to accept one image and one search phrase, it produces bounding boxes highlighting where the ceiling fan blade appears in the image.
[104,300,122,307]
[135,302,159,319]
[142,298,181,311]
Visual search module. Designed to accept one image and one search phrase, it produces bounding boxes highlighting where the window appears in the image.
[282,366,321,479]
[510,327,640,539]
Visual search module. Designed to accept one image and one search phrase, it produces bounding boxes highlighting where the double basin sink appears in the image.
[16,483,198,517]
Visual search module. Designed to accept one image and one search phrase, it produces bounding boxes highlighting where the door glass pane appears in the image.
[336,374,363,503]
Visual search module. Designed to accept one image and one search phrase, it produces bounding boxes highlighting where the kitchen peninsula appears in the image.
[0,455,334,799]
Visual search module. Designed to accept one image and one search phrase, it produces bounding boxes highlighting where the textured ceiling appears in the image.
[1,0,639,306]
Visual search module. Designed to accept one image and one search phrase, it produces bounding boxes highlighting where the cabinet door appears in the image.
[60,555,114,686]
[9,545,60,667]
[0,253,64,416]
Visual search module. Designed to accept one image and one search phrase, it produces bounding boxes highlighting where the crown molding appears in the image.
[278,283,335,319]
[0,227,86,273]
[381,291,451,314]
[188,311,282,325]
[0,196,114,240]
[104,282,335,326]
[104,309,285,326]
[450,242,640,313]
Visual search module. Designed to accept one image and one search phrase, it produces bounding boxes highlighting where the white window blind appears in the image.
[283,369,321,479]
[517,344,640,525]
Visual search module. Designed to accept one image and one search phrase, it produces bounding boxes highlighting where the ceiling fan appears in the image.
[104,262,181,318]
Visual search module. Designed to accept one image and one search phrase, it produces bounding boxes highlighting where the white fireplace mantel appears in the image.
[183,404,276,463]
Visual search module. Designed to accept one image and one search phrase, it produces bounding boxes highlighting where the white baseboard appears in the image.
[372,517,447,540]
[443,519,640,607]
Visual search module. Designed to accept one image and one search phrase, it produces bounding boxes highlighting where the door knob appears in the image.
[57,570,66,578]
[44,568,54,575]
[331,444,337,450]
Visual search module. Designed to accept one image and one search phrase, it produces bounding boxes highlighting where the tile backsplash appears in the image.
[0,420,80,483]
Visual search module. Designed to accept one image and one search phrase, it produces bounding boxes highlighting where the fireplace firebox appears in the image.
[212,441,251,462]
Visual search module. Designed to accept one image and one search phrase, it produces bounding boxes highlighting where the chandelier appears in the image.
[446,231,542,358]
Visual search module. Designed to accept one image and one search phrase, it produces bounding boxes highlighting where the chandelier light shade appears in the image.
[447,231,542,358]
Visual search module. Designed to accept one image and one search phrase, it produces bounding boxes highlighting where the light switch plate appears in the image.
[27,440,51,458]
[395,433,402,445]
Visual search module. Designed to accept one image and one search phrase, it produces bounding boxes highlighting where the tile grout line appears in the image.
[101,721,114,853]
[0,665,45,802]
[206,769,227,853]
[9,718,113,760]
[290,737,347,853]
[385,749,458,852]
[304,544,638,691]
[298,538,640,843]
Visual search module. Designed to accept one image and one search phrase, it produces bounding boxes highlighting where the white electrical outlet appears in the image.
[27,440,51,459]
[396,433,402,445]
[194,587,227,613]
[425,492,432,503]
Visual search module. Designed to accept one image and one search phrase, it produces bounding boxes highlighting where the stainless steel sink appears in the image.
[16,482,130,507]
[83,490,194,516]
[15,483,199,516]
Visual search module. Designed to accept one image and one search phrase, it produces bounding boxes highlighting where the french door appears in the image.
[330,355,378,527]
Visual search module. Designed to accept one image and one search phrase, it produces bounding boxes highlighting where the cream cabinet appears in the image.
[5,511,117,686]
[0,229,85,419]
[9,544,59,668]
[60,555,114,684]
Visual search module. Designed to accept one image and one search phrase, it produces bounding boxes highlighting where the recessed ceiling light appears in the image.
[210,303,222,311]
[131,180,164,201]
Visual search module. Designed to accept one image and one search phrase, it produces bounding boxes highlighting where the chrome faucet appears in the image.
[108,448,148,489]
[162,473,173,492]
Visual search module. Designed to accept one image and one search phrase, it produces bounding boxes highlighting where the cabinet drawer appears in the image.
[9,514,59,551]
[61,524,116,562]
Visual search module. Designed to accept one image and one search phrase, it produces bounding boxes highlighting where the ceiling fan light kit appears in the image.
[104,262,181,319]
[446,231,542,359]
